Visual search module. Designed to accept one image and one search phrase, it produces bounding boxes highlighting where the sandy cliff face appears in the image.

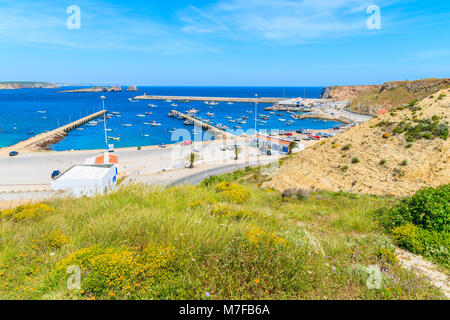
[265,88,450,197]
[322,79,450,115]
[321,85,382,101]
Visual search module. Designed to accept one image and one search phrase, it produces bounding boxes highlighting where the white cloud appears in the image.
[0,0,218,54]
[179,0,400,43]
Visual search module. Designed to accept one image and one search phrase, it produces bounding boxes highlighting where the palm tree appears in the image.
[288,141,298,155]
[234,145,242,160]
[186,152,198,169]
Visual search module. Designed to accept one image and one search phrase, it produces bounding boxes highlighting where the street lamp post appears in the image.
[100,96,108,147]
[255,94,258,147]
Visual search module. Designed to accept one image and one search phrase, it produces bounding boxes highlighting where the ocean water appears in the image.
[0,86,340,151]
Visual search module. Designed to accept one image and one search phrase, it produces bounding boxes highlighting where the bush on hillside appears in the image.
[380,185,449,233]
[216,182,252,204]
[1,203,55,222]
[377,185,450,266]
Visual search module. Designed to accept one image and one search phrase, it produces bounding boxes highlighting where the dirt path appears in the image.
[395,248,449,299]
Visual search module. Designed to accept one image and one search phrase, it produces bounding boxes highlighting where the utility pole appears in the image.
[100,95,108,147]
[255,93,258,147]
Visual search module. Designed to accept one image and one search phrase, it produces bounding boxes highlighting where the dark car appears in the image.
[9,151,19,157]
[51,170,61,180]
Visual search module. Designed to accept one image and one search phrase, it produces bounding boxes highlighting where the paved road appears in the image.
[0,140,257,192]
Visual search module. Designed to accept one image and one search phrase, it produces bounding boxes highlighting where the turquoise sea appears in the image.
[0,86,340,151]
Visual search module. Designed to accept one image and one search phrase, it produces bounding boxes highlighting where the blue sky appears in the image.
[0,0,449,86]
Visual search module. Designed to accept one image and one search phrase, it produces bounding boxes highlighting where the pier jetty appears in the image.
[134,95,284,104]
[170,111,236,140]
[1,110,108,153]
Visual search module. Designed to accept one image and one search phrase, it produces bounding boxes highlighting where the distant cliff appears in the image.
[126,86,138,92]
[322,78,450,115]
[60,86,123,93]
[0,82,60,90]
[321,85,382,101]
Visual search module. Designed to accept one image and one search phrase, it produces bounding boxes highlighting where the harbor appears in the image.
[1,110,108,154]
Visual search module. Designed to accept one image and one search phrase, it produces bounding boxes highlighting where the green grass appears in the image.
[0,169,446,300]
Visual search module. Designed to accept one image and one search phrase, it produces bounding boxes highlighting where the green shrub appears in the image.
[342,144,352,151]
[379,185,450,233]
[351,157,360,164]
[379,159,387,166]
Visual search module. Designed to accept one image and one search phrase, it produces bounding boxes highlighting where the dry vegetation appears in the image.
[265,88,450,197]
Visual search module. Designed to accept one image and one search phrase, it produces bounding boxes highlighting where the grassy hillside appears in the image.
[0,168,446,300]
[350,78,450,115]
[266,88,450,197]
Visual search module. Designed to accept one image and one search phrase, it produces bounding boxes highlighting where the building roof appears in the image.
[256,134,291,146]
[56,164,115,181]
[95,153,119,164]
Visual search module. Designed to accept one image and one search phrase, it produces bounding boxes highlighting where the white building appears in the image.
[51,164,118,197]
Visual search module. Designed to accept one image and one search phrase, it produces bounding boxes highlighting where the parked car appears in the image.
[9,151,19,157]
[51,170,61,180]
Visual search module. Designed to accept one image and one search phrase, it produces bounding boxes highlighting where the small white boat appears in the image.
[122,124,133,127]
[37,110,46,114]
[137,114,145,118]
[128,98,139,103]
[279,119,287,122]
[108,137,120,141]
[165,99,172,103]
[148,104,158,108]
[150,121,161,127]
[76,128,84,131]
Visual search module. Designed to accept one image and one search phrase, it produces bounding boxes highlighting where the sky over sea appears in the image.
[0,0,449,86]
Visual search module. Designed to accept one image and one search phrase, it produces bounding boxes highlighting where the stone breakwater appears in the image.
[0,110,108,155]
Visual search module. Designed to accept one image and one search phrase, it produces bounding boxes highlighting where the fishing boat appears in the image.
[145,112,153,115]
[150,121,161,127]
[188,109,200,115]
